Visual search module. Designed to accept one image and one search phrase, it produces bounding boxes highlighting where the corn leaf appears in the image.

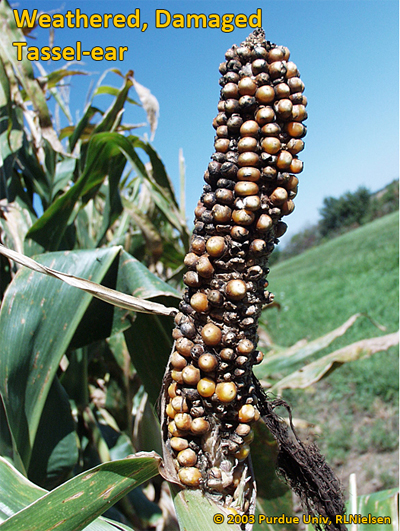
[25,132,132,250]
[132,139,177,208]
[256,313,385,379]
[0,0,63,153]
[0,246,178,473]
[172,487,242,531]
[27,377,79,490]
[94,85,138,106]
[0,454,160,530]
[39,68,87,90]
[270,332,399,392]
[347,488,399,531]
[254,492,297,531]
[0,244,177,316]
[124,311,174,405]
[93,73,134,135]
[0,246,120,469]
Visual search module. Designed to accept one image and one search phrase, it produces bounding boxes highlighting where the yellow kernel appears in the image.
[270,187,288,206]
[190,292,209,313]
[261,137,281,155]
[238,77,257,96]
[276,151,293,171]
[166,403,176,419]
[184,252,199,269]
[171,396,189,412]
[201,323,222,346]
[170,351,188,370]
[178,467,202,487]
[215,382,237,403]
[196,255,214,278]
[256,214,273,232]
[168,421,185,437]
[226,279,247,301]
[234,443,251,461]
[191,417,210,435]
[231,209,255,226]
[255,85,275,104]
[171,370,183,383]
[177,448,197,467]
[197,377,216,398]
[237,339,254,354]
[235,423,251,437]
[255,106,275,125]
[235,181,259,197]
[220,348,235,361]
[290,158,303,174]
[206,236,226,258]
[182,365,200,386]
[174,413,192,431]
[286,122,306,138]
[286,175,299,191]
[175,337,194,357]
[168,382,178,398]
[238,404,255,423]
[237,152,260,167]
[236,168,261,183]
[239,120,259,137]
[237,137,258,153]
[282,199,295,216]
[214,138,229,153]
[292,104,307,122]
[198,354,218,372]
[170,437,189,452]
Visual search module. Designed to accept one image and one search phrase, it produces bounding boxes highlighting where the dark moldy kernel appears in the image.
[162,28,307,516]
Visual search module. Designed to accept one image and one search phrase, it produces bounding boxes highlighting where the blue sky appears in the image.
[13,0,399,242]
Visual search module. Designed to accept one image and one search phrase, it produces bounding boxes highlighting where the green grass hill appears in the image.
[260,211,399,494]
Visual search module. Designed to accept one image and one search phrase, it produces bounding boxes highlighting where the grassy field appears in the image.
[260,211,399,493]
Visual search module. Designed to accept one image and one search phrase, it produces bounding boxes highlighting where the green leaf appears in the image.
[346,488,399,531]
[0,454,160,530]
[0,393,26,475]
[254,492,298,531]
[40,69,87,90]
[51,157,76,200]
[250,422,288,500]
[0,245,179,473]
[94,85,138,106]
[0,456,45,523]
[26,133,130,250]
[68,106,102,151]
[0,129,23,160]
[0,246,120,468]
[93,74,134,135]
[131,139,178,208]
[172,487,242,531]
[124,312,174,405]
[27,378,79,490]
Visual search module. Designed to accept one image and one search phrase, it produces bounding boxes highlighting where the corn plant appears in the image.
[0,2,398,530]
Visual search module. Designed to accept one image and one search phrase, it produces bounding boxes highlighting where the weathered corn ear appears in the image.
[159,28,308,520]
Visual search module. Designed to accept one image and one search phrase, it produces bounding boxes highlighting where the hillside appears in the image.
[260,211,399,495]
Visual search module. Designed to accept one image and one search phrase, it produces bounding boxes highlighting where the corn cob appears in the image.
[160,28,307,514]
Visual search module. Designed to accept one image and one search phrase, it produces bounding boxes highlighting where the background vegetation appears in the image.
[260,211,399,493]
[270,180,399,264]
